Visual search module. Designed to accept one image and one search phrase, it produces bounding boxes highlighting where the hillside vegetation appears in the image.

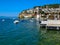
[42,4,60,8]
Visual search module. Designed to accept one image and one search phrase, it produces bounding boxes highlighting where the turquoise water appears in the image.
[0,18,39,45]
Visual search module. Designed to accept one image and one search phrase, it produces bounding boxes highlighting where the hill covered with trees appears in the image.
[42,4,60,8]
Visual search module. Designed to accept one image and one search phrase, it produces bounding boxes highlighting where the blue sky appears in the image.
[0,0,60,17]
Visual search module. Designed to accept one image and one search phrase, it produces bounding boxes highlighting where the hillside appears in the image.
[18,4,60,19]
[42,4,60,8]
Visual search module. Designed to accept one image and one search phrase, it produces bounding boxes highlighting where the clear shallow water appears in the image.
[1,17,60,45]
[0,18,39,45]
[38,27,60,45]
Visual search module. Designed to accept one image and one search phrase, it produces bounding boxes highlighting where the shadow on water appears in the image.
[38,27,60,45]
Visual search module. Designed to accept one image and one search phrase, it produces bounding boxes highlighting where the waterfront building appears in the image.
[19,5,60,20]
[26,9,34,14]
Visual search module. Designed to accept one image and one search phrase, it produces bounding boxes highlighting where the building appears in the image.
[19,5,60,20]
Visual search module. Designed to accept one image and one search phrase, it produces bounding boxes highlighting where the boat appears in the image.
[30,20,33,22]
[2,19,5,22]
[13,20,19,24]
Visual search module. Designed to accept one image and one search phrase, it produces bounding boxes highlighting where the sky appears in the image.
[0,0,60,17]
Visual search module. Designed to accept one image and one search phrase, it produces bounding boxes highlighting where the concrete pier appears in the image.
[40,20,60,30]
